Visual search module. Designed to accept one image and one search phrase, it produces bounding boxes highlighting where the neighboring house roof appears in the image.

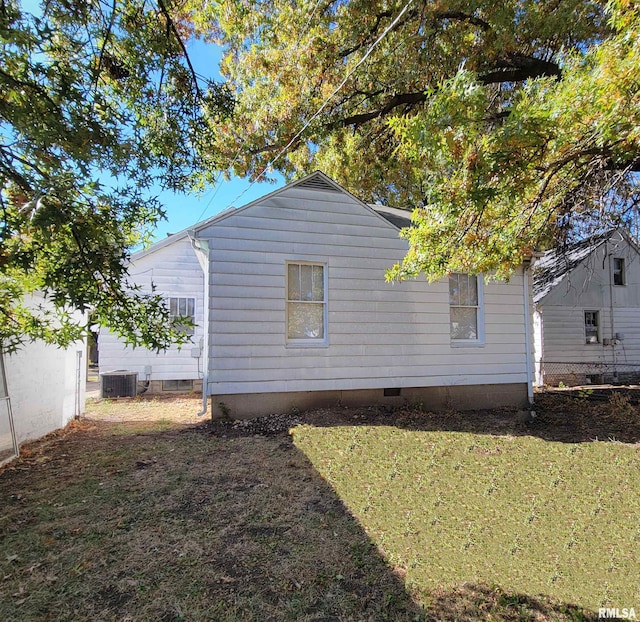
[369,204,413,229]
[532,229,635,303]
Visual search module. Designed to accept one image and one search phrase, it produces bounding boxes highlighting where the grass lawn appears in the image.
[292,424,639,613]
[0,394,638,620]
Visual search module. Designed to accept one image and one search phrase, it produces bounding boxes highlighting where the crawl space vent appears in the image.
[297,176,342,192]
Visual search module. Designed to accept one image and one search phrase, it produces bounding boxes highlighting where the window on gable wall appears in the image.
[613,257,625,285]
[584,310,600,344]
[449,273,483,343]
[169,297,195,335]
[286,262,327,343]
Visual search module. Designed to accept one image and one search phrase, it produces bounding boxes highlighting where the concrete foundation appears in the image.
[211,383,529,419]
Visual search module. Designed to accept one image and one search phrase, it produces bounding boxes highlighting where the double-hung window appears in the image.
[449,273,484,344]
[286,262,327,344]
[613,258,625,286]
[169,297,196,335]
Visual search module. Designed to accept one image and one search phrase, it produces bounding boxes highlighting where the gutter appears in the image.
[606,241,617,373]
[188,230,210,418]
[523,260,535,408]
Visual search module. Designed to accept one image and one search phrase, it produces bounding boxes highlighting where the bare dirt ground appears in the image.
[85,387,640,443]
[85,394,206,424]
[84,386,640,443]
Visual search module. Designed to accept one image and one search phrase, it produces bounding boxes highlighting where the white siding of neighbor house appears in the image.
[3,294,86,446]
[198,182,530,396]
[535,233,640,368]
[98,236,205,382]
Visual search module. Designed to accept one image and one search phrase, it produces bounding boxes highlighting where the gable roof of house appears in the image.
[190,170,411,233]
[532,229,637,303]
[132,171,412,261]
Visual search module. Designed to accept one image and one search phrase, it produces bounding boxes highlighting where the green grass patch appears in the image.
[292,424,640,612]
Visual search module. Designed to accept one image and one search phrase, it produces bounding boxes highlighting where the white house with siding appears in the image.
[1,294,86,463]
[100,172,535,418]
[533,229,640,386]
[99,233,206,394]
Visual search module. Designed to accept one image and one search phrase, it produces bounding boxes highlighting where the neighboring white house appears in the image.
[532,229,640,386]
[1,293,86,462]
[99,231,206,395]
[100,172,535,418]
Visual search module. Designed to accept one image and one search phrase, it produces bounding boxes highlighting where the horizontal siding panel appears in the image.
[210,277,428,299]
[219,205,397,228]
[210,261,416,283]
[211,309,451,325]
[486,315,527,327]
[210,238,404,260]
[209,225,404,250]
[216,215,398,239]
[209,375,527,395]
[211,290,284,307]
[210,361,525,383]
[211,352,525,371]
[210,252,403,270]
[210,343,525,361]
[261,190,388,214]
[210,332,529,349]
[212,332,524,351]
[485,304,524,316]
[211,332,444,347]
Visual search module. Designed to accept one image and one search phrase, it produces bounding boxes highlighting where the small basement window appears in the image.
[584,310,600,344]
[162,379,194,392]
[613,257,625,286]
[384,388,401,397]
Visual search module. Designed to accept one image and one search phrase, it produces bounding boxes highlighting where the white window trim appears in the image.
[168,296,197,336]
[450,274,485,347]
[584,309,600,345]
[285,261,328,348]
[613,257,626,286]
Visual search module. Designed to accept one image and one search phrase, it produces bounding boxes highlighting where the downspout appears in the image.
[523,261,535,409]
[606,241,617,375]
[188,231,209,417]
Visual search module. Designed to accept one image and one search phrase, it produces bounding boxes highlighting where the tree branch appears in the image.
[433,10,491,31]
[325,53,561,130]
[155,0,203,99]
[479,54,561,83]
[338,9,395,58]
[93,0,118,91]
[329,90,428,128]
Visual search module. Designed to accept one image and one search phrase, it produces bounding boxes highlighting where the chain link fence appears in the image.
[540,360,640,386]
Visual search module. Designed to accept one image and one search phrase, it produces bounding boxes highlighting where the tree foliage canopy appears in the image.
[187,0,640,280]
[1,0,230,350]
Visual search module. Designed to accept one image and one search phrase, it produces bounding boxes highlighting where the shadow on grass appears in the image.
[422,582,598,621]
[0,421,599,621]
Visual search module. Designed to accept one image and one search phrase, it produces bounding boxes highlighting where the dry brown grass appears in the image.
[0,418,422,621]
[85,394,204,424]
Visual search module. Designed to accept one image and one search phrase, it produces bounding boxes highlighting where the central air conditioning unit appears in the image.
[101,371,138,398]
